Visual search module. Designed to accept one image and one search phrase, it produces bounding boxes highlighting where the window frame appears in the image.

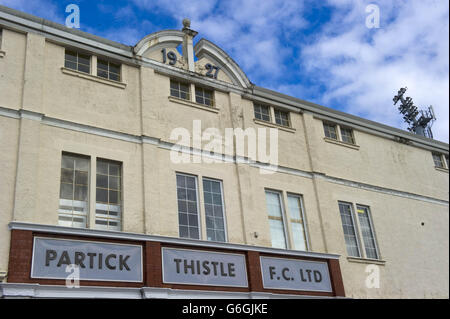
[286,193,309,251]
[64,49,91,74]
[340,126,356,145]
[195,86,215,107]
[338,201,362,258]
[432,152,447,169]
[355,204,380,260]
[95,158,123,231]
[274,109,291,127]
[170,79,191,101]
[58,153,91,229]
[323,122,338,140]
[254,103,271,122]
[97,58,121,82]
[265,189,289,250]
[176,172,202,240]
[338,201,381,260]
[202,177,228,242]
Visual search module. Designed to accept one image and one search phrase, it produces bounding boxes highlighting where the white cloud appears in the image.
[301,0,449,142]
[0,0,63,24]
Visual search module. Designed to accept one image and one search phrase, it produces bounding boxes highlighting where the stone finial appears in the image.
[182,18,191,29]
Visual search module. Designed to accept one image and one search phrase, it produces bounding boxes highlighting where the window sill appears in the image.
[0,50,5,58]
[323,137,360,150]
[435,166,449,173]
[253,119,296,133]
[168,96,219,114]
[61,67,126,89]
[347,256,386,265]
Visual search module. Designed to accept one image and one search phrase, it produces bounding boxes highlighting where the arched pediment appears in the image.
[194,39,252,89]
[134,30,185,57]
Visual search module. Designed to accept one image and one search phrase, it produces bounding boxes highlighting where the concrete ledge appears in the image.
[253,119,296,133]
[0,50,5,58]
[61,67,127,89]
[435,167,449,173]
[347,257,386,266]
[168,96,220,113]
[324,137,360,150]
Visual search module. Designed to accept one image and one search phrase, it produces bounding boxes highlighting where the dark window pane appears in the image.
[187,189,196,201]
[188,214,198,226]
[196,96,204,104]
[74,185,88,201]
[109,176,119,190]
[205,203,213,216]
[61,169,73,183]
[178,200,187,213]
[177,188,186,200]
[109,164,120,176]
[186,177,196,189]
[178,213,188,225]
[97,60,108,71]
[187,202,197,214]
[179,226,188,238]
[78,64,90,74]
[65,60,77,70]
[189,227,199,239]
[176,175,186,187]
[96,174,108,188]
[97,161,108,175]
[97,70,108,78]
[96,188,108,203]
[75,171,88,185]
[170,81,178,90]
[109,190,119,204]
[109,73,120,81]
[109,63,120,74]
[78,54,90,65]
[65,51,77,62]
[60,183,73,200]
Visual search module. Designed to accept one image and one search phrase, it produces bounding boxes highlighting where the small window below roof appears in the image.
[65,50,91,74]
[97,59,121,82]
[254,103,271,122]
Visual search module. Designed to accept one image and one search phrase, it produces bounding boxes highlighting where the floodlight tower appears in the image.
[393,87,436,139]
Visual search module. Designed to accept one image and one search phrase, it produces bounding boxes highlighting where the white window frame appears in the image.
[286,193,310,251]
[202,177,228,242]
[338,201,381,260]
[323,121,357,145]
[176,172,202,240]
[265,189,289,250]
[355,204,380,260]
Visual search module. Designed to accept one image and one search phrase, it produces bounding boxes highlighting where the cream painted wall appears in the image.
[0,27,448,298]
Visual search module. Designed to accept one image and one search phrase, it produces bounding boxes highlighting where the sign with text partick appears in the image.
[260,256,332,292]
[31,237,143,282]
[162,247,248,288]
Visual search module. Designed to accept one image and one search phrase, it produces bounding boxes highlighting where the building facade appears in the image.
[0,6,448,298]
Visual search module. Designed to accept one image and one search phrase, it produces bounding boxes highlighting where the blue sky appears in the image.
[1,0,448,142]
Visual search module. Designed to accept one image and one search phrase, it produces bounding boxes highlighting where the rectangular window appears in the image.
[432,153,445,168]
[203,178,226,242]
[64,50,91,74]
[265,190,287,249]
[170,79,190,100]
[274,109,290,127]
[95,159,122,231]
[97,59,121,81]
[338,202,360,257]
[287,194,308,251]
[195,87,214,107]
[340,127,355,144]
[323,122,338,140]
[254,103,271,122]
[176,173,200,239]
[58,154,90,228]
[356,205,379,259]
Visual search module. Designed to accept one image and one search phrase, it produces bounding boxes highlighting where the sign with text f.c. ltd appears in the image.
[31,237,143,282]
